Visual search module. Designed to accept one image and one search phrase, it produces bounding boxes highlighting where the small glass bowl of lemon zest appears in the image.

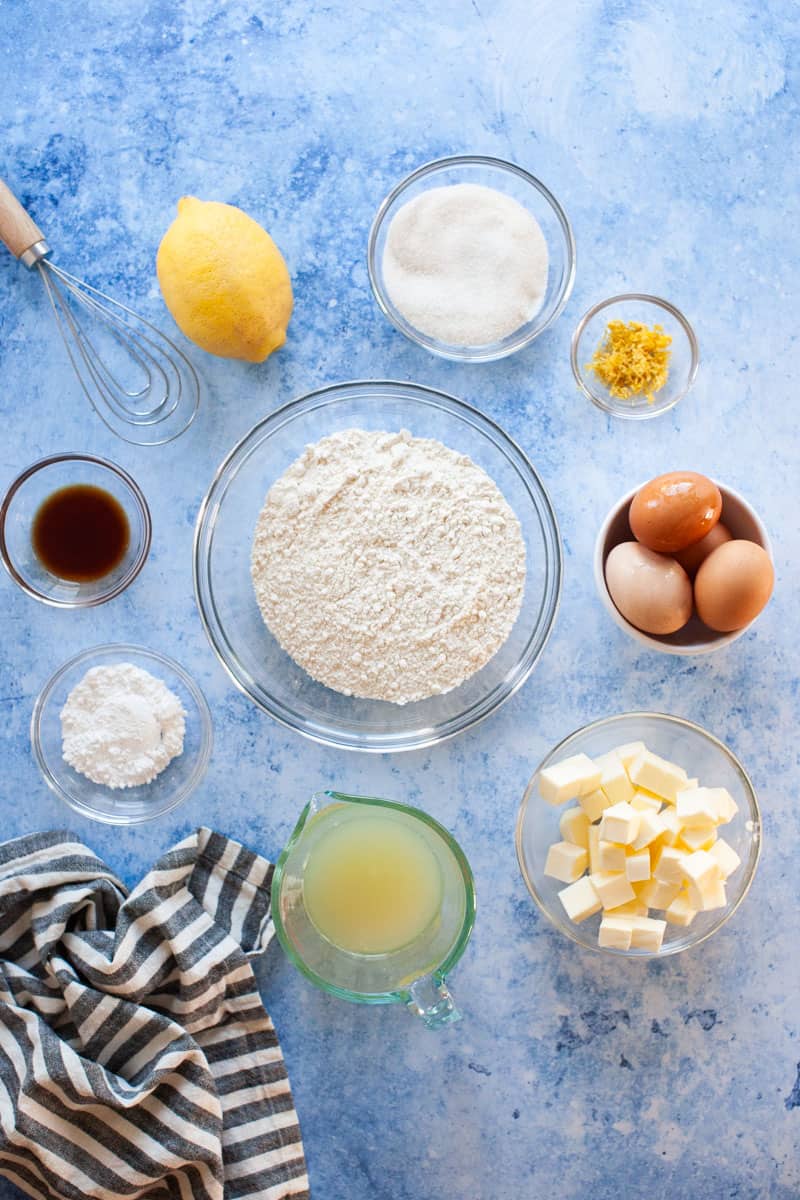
[586,319,672,405]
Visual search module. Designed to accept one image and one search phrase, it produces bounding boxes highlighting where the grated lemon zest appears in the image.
[586,320,672,404]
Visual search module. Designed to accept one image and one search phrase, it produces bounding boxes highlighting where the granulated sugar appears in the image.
[250,428,527,704]
[382,182,549,346]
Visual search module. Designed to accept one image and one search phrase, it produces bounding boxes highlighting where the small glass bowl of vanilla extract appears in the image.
[0,453,151,607]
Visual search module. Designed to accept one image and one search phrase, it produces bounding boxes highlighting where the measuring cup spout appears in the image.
[406,973,461,1030]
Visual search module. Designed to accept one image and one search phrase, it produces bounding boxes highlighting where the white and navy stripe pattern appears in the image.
[0,828,309,1200]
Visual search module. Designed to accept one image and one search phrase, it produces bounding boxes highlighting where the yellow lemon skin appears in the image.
[156,197,293,363]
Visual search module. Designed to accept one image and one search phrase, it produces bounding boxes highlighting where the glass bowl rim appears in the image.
[570,292,700,420]
[31,642,214,825]
[514,710,762,958]
[193,378,563,753]
[270,790,477,1005]
[367,154,577,362]
[0,451,152,608]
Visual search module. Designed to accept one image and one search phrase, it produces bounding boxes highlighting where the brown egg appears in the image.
[605,542,693,635]
[694,540,774,632]
[630,471,722,553]
[674,521,732,577]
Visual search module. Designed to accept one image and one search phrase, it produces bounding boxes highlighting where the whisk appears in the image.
[0,179,199,446]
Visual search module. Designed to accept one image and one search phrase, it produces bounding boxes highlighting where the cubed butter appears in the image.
[632,810,666,850]
[652,845,687,886]
[707,787,738,824]
[539,754,603,805]
[678,825,717,853]
[599,802,640,846]
[637,877,681,910]
[630,789,663,814]
[657,807,682,846]
[664,889,697,927]
[676,787,721,828]
[588,823,602,874]
[600,756,635,806]
[688,876,727,912]
[605,898,649,917]
[590,870,636,910]
[628,749,688,803]
[544,742,740,944]
[629,916,667,951]
[625,847,651,883]
[681,849,722,891]
[578,787,613,823]
[611,741,647,769]
[597,840,627,872]
[708,838,741,879]
[598,916,634,950]
[558,876,602,923]
[559,806,591,849]
[544,840,588,884]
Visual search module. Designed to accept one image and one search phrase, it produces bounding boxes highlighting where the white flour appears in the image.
[251,428,527,704]
[382,182,549,346]
[60,664,186,788]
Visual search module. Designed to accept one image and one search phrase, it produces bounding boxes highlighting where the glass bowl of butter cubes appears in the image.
[515,712,761,956]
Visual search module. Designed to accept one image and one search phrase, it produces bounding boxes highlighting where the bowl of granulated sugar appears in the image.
[367,156,576,362]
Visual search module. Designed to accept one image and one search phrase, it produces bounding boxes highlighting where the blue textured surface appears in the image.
[1,2,799,1197]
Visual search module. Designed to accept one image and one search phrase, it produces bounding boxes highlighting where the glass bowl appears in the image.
[571,294,699,419]
[594,480,774,656]
[516,712,761,957]
[367,155,576,362]
[32,644,213,824]
[0,453,151,607]
[194,380,562,752]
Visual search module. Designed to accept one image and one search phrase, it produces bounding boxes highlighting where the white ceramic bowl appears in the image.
[594,480,773,655]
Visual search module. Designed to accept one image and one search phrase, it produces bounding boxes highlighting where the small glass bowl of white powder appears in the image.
[32,644,213,824]
[368,155,575,362]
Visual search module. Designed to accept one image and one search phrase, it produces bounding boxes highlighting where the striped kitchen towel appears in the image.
[0,828,309,1200]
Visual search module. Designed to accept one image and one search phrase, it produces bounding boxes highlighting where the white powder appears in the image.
[60,664,186,789]
[382,182,549,346]
[250,428,527,705]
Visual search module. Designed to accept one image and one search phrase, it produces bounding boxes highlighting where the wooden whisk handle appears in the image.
[0,179,49,266]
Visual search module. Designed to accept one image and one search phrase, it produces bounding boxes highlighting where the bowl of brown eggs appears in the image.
[594,472,774,655]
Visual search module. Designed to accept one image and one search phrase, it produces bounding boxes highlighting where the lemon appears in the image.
[156,197,293,363]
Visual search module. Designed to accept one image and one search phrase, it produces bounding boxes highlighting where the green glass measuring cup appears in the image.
[271,792,476,1029]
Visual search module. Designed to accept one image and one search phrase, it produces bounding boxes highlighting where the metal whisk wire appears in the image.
[38,260,199,439]
[0,178,200,446]
[40,263,172,419]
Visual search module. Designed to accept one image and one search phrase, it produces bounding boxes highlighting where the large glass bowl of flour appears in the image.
[194,381,562,752]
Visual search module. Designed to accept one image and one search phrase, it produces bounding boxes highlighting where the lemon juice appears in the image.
[302,808,444,955]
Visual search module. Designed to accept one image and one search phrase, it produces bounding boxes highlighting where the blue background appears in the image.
[1,1,799,1196]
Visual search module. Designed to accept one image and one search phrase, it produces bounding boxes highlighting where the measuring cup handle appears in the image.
[406,973,461,1030]
[0,179,49,266]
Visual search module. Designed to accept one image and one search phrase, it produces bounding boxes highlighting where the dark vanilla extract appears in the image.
[32,484,130,582]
